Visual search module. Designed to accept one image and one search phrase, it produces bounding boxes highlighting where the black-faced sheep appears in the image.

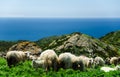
[94,56,105,67]
[6,51,27,67]
[36,49,59,71]
[100,65,120,72]
[58,52,84,71]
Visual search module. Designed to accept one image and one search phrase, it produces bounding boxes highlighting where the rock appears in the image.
[9,42,42,55]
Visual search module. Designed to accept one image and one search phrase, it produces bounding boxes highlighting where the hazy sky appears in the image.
[0,0,120,18]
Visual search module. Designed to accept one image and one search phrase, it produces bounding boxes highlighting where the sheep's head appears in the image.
[24,51,31,58]
[89,58,94,64]
[32,59,45,68]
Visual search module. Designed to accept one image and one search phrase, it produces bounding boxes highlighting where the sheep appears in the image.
[100,65,120,72]
[78,55,94,68]
[58,52,84,71]
[24,51,38,60]
[36,49,59,71]
[24,51,32,60]
[105,57,111,65]
[6,51,27,67]
[94,56,105,67]
[32,59,45,69]
[110,57,120,65]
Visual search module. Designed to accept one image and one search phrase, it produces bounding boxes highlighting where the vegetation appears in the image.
[0,57,120,77]
[1,31,120,77]
[1,32,120,58]
[35,35,69,50]
[100,30,120,54]
[0,40,32,52]
[100,30,120,48]
[0,41,17,52]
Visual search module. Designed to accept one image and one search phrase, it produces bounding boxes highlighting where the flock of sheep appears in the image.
[5,49,120,72]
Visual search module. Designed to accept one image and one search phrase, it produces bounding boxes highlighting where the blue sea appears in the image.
[0,18,120,41]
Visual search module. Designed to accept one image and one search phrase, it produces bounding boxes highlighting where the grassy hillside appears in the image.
[0,32,120,58]
[0,57,120,77]
[0,41,17,52]
[35,35,69,50]
[40,32,119,58]
[100,30,120,49]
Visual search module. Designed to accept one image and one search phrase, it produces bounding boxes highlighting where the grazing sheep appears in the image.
[110,57,120,65]
[6,51,27,67]
[58,52,84,71]
[32,59,45,69]
[37,49,59,71]
[24,51,38,60]
[105,57,111,65]
[100,65,120,72]
[79,55,94,68]
[94,56,105,67]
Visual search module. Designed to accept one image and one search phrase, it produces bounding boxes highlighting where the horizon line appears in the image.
[0,17,120,19]
[0,16,120,19]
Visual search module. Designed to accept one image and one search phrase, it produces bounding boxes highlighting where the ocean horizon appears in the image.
[0,18,120,41]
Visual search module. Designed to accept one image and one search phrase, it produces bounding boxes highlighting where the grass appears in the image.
[0,57,120,77]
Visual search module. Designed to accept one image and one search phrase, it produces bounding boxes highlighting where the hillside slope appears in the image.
[41,32,119,58]
[100,30,120,48]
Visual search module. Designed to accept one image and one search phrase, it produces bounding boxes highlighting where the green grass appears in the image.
[0,57,120,77]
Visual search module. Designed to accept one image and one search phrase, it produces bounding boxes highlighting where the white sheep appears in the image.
[94,56,105,67]
[58,52,84,71]
[36,49,59,71]
[6,51,27,67]
[110,57,119,65]
[78,55,94,68]
[100,65,120,72]
[32,59,45,69]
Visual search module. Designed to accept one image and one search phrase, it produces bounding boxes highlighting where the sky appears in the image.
[0,0,120,18]
[0,0,120,41]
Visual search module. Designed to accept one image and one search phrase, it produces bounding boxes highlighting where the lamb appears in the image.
[58,52,84,71]
[100,65,120,72]
[36,49,59,71]
[79,55,94,68]
[6,51,27,67]
[94,56,105,67]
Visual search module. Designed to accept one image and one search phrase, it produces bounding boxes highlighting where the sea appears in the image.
[0,18,120,41]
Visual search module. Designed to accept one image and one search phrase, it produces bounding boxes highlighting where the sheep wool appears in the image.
[6,51,27,67]
[38,49,59,71]
[58,52,84,71]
